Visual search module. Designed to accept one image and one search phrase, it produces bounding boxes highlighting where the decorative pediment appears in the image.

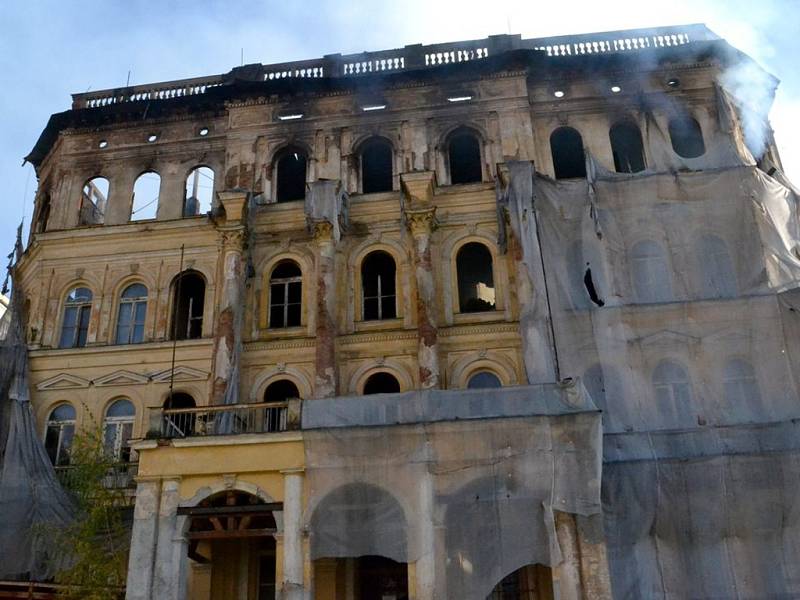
[631,330,700,349]
[150,366,209,383]
[702,328,751,346]
[36,373,91,391]
[93,370,150,387]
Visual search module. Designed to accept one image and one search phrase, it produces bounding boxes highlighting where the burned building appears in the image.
[3,22,800,599]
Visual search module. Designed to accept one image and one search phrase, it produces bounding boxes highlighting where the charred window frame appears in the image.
[669,115,706,158]
[59,286,93,348]
[363,372,401,395]
[456,242,496,313]
[116,283,148,344]
[275,147,308,202]
[269,261,302,328]
[550,127,587,179]
[79,177,109,226]
[170,271,205,340]
[103,399,136,463]
[361,251,397,321]
[609,121,646,173]
[360,138,394,193]
[447,128,483,184]
[44,404,76,466]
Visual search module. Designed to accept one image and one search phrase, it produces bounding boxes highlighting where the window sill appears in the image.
[453,310,505,325]
[354,317,404,332]
[258,326,308,341]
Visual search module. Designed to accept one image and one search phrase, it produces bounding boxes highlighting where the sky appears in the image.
[0,0,798,256]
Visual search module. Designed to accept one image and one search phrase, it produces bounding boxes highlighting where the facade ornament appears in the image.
[404,207,438,236]
[311,219,334,242]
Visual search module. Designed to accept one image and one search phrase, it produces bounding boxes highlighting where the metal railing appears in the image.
[159,401,290,438]
[70,25,717,109]
[54,461,139,489]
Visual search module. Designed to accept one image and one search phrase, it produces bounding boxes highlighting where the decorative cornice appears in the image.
[439,322,520,337]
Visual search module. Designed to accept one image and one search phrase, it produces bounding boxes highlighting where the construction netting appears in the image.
[302,385,602,600]
[0,239,74,580]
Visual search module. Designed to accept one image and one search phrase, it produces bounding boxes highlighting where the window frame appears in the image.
[44,404,76,466]
[116,283,148,345]
[630,239,673,303]
[170,271,206,341]
[59,286,93,349]
[360,251,398,322]
[274,146,308,203]
[358,137,395,194]
[445,127,484,185]
[103,399,136,463]
[454,241,498,315]
[269,262,303,329]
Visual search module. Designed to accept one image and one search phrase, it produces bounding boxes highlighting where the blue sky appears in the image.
[1,0,798,256]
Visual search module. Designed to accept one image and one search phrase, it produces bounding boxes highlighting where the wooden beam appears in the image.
[186,528,277,540]
[177,503,283,516]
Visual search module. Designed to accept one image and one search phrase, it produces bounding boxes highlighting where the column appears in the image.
[551,511,583,600]
[401,171,440,389]
[575,514,613,599]
[413,471,436,599]
[211,191,248,404]
[281,469,306,599]
[311,220,337,398]
[125,479,161,600]
[152,478,186,600]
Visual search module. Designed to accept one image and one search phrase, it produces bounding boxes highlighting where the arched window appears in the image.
[44,404,76,466]
[630,240,672,303]
[59,287,93,348]
[79,177,109,226]
[170,271,205,340]
[669,116,705,158]
[275,147,307,202]
[652,360,692,423]
[696,234,737,298]
[264,380,298,432]
[723,358,761,407]
[609,122,646,173]
[456,242,496,313]
[130,172,161,221]
[360,138,393,193]
[363,372,401,395]
[163,393,197,438]
[269,261,302,328]
[361,251,397,321]
[467,371,502,389]
[447,128,482,184]
[116,283,148,345]
[184,166,214,217]
[550,127,586,179]
[103,399,135,463]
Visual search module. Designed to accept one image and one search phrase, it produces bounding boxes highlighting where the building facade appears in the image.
[12,23,800,599]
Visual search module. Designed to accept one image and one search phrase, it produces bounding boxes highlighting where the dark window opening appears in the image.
[171,271,205,340]
[356,556,409,600]
[550,127,586,179]
[669,116,705,158]
[609,122,646,173]
[275,147,307,202]
[163,393,197,438]
[270,261,302,328]
[456,242,496,313]
[44,404,76,466]
[361,251,397,321]
[583,268,605,307]
[35,193,51,233]
[360,138,393,193]
[467,371,502,389]
[265,380,300,402]
[448,129,482,184]
[59,287,93,348]
[363,372,401,395]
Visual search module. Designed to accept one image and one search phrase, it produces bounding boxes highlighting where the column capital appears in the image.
[310,219,334,243]
[405,207,438,236]
[217,226,246,249]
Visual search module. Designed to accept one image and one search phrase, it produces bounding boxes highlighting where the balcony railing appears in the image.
[55,461,139,489]
[159,401,293,438]
[71,25,718,109]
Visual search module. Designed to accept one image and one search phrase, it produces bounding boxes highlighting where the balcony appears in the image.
[55,461,139,490]
[155,400,300,439]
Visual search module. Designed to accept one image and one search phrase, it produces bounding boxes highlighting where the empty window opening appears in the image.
[583,268,605,307]
[171,271,205,340]
[467,371,502,389]
[355,556,409,600]
[456,242,496,313]
[723,358,761,408]
[363,372,401,395]
[265,380,300,402]
[630,240,672,303]
[130,172,161,221]
[79,177,109,226]
[275,147,307,202]
[447,129,482,184]
[103,399,135,463]
[361,251,397,321]
[163,393,197,437]
[44,404,76,466]
[550,127,586,179]
[360,138,393,193]
[269,261,302,328]
[59,286,93,348]
[35,193,51,233]
[669,116,706,158]
[652,360,692,425]
[184,166,214,217]
[488,565,554,600]
[609,122,646,173]
[696,234,738,298]
[116,283,147,344]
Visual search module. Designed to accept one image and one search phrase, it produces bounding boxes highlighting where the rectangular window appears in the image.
[270,281,302,328]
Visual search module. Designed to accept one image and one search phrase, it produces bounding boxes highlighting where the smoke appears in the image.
[719,58,778,160]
